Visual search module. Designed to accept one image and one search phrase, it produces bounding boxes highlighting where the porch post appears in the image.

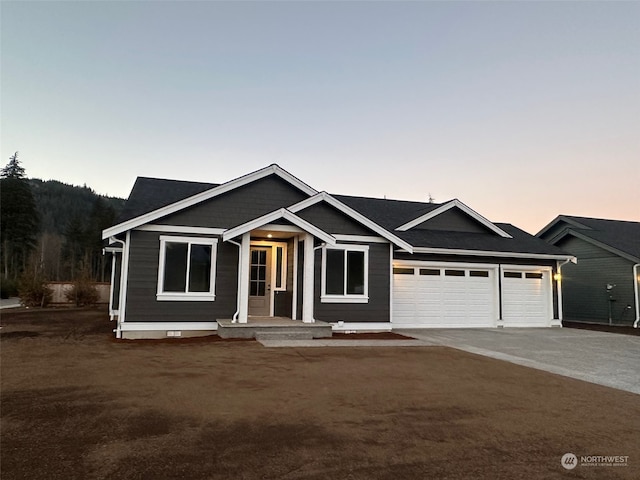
[238,232,250,323]
[302,233,315,323]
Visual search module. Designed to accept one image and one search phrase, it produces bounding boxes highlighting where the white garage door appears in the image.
[502,268,552,327]
[392,265,497,327]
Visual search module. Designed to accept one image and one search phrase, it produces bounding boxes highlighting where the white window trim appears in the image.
[272,243,288,292]
[157,235,218,301]
[249,240,289,293]
[321,244,369,303]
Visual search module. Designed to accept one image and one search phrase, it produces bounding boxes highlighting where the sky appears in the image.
[2,1,638,234]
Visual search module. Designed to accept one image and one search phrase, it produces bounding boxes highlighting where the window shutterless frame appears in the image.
[321,244,369,303]
[156,235,218,301]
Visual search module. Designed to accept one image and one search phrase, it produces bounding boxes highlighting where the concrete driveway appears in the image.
[397,327,640,395]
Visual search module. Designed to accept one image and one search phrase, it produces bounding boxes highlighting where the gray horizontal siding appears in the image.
[111,253,121,310]
[124,230,238,322]
[296,202,374,235]
[557,236,636,325]
[156,175,308,229]
[413,208,491,233]
[313,243,390,323]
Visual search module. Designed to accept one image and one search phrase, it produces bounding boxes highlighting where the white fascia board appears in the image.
[395,199,512,238]
[333,234,388,243]
[288,192,414,253]
[136,225,226,235]
[102,164,317,240]
[222,208,336,245]
[408,246,576,262]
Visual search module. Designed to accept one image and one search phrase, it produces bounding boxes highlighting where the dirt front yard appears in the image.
[2,308,639,480]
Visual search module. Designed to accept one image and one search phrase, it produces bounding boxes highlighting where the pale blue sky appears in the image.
[2,1,638,233]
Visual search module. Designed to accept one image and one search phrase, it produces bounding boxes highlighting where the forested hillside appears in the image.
[25,179,125,284]
[1,152,127,295]
[29,179,125,236]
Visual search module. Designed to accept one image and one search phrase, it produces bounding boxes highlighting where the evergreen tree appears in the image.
[0,153,39,279]
[1,152,26,179]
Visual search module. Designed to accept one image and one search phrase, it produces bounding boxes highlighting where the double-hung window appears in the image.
[157,236,217,301]
[321,245,369,303]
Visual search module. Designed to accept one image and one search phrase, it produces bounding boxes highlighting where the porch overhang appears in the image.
[222,208,336,245]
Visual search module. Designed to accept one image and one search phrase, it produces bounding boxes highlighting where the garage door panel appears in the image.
[502,269,551,327]
[393,265,496,327]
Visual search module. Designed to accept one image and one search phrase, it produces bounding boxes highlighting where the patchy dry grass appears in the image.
[2,308,639,479]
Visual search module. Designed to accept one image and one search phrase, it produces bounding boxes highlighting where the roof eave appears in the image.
[406,246,576,261]
[102,164,318,239]
[396,199,512,238]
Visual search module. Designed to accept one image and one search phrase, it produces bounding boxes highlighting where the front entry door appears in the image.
[248,247,271,316]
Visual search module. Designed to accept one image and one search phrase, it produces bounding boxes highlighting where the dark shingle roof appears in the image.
[552,216,640,261]
[117,177,218,223]
[391,224,569,255]
[335,193,568,255]
[114,177,571,257]
[333,194,443,230]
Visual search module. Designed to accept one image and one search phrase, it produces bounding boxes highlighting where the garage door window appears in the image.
[322,245,369,303]
[445,269,466,277]
[525,272,543,279]
[470,270,489,278]
[420,269,440,276]
[504,272,522,279]
[393,267,414,275]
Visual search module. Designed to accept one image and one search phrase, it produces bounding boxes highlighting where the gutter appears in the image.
[634,264,640,328]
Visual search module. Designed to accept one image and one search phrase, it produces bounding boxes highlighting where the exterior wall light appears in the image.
[553,273,561,281]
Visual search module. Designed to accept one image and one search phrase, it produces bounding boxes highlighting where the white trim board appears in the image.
[119,322,219,331]
[102,164,317,239]
[406,246,575,261]
[333,234,388,243]
[137,225,226,235]
[288,192,413,253]
[395,199,512,238]
[222,208,336,245]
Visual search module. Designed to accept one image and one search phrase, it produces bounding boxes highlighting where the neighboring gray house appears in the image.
[103,165,574,339]
[537,216,640,327]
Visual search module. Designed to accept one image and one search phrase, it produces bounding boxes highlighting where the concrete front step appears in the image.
[217,319,332,339]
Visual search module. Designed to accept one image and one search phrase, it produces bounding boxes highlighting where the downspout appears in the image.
[633,264,640,328]
[308,242,326,323]
[555,258,573,325]
[228,239,243,323]
[109,236,126,338]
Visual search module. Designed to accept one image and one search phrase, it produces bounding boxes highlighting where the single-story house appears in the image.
[537,216,640,327]
[103,164,575,339]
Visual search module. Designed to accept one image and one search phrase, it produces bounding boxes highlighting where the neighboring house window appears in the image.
[321,245,369,303]
[157,236,217,301]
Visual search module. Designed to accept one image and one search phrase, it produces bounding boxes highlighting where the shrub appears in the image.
[18,274,52,307]
[65,277,99,307]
